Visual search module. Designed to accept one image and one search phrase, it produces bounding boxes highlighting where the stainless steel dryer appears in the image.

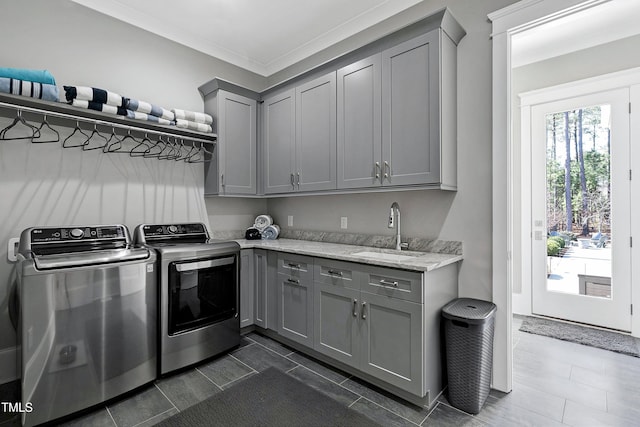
[15,225,157,427]
[133,223,240,376]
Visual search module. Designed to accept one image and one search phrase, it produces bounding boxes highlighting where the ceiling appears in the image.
[71,0,422,76]
[511,0,640,68]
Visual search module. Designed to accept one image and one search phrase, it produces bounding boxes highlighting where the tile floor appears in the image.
[3,318,640,426]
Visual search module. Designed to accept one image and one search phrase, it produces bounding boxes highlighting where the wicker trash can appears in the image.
[442,297,497,414]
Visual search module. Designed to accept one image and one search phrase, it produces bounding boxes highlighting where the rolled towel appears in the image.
[71,99,127,116]
[0,77,59,102]
[63,85,125,107]
[175,119,213,133]
[261,224,280,240]
[0,67,56,85]
[127,98,175,121]
[245,227,262,240]
[172,108,213,125]
[126,110,176,126]
[253,215,273,231]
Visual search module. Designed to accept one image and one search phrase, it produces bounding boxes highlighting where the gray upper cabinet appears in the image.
[204,88,257,196]
[262,89,296,194]
[382,31,441,187]
[295,73,337,192]
[337,55,382,189]
[263,72,337,194]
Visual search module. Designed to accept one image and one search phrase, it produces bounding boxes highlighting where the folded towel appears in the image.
[63,85,125,107]
[126,110,175,126]
[253,215,273,231]
[261,224,280,240]
[172,108,213,125]
[0,67,56,85]
[175,119,212,133]
[127,98,175,121]
[0,77,59,102]
[71,99,127,116]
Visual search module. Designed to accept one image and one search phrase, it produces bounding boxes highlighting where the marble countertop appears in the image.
[234,238,462,272]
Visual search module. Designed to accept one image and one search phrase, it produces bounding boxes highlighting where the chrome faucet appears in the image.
[388,202,407,251]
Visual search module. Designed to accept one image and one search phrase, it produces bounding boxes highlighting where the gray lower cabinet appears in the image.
[204,89,257,195]
[312,259,425,395]
[253,249,268,328]
[239,249,254,328]
[276,254,314,346]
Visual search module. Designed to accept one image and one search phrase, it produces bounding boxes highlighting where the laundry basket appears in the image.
[442,297,497,414]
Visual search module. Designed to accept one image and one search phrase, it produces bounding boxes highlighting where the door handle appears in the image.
[290,173,295,188]
[361,302,367,319]
[287,278,299,285]
[327,269,343,277]
[375,162,380,179]
[353,299,358,317]
[384,161,390,179]
[296,172,300,187]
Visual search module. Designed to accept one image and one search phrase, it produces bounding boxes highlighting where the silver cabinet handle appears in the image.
[384,161,390,179]
[379,279,399,288]
[221,173,225,186]
[290,173,295,188]
[353,299,358,317]
[287,278,299,285]
[296,172,300,186]
[375,162,380,179]
[287,263,301,270]
[361,302,367,319]
[327,269,343,277]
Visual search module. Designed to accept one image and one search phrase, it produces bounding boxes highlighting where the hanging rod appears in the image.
[0,93,216,146]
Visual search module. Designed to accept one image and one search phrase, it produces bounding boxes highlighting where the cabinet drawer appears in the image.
[361,266,423,303]
[277,253,313,280]
[313,258,358,289]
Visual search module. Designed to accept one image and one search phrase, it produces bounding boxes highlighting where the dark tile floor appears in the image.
[3,318,640,426]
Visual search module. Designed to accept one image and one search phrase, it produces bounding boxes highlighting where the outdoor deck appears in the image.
[547,241,612,297]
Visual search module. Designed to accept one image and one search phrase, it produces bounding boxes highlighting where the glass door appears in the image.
[531,88,631,331]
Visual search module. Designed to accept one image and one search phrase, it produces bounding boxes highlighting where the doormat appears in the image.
[155,367,380,427]
[519,316,640,358]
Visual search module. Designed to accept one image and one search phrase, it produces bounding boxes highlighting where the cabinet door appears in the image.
[239,249,254,328]
[218,90,257,194]
[359,292,424,396]
[382,31,440,186]
[295,72,337,192]
[313,282,360,368]
[337,54,382,189]
[253,249,268,329]
[263,89,296,194]
[277,272,314,347]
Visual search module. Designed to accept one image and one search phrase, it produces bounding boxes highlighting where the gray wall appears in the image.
[267,0,517,303]
[511,34,640,303]
[0,0,266,383]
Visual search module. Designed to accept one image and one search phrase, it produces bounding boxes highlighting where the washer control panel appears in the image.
[134,223,208,244]
[30,225,126,243]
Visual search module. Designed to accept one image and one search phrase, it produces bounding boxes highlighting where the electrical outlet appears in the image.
[287,215,293,227]
[340,217,348,229]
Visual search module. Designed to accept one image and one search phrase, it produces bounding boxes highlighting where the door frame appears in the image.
[489,0,633,393]
[524,86,631,331]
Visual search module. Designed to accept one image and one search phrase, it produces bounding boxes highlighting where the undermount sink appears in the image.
[352,251,420,262]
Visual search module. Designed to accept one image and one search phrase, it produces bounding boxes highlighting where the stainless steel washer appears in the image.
[133,223,240,376]
[15,225,157,427]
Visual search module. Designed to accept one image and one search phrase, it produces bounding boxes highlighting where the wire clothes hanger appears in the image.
[63,121,90,148]
[31,114,60,143]
[0,109,41,141]
[130,132,154,157]
[104,128,138,154]
[82,123,108,151]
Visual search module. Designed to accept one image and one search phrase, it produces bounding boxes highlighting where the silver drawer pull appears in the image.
[327,269,343,277]
[353,299,358,317]
[287,278,299,285]
[379,279,399,288]
[361,302,367,319]
[287,263,301,269]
